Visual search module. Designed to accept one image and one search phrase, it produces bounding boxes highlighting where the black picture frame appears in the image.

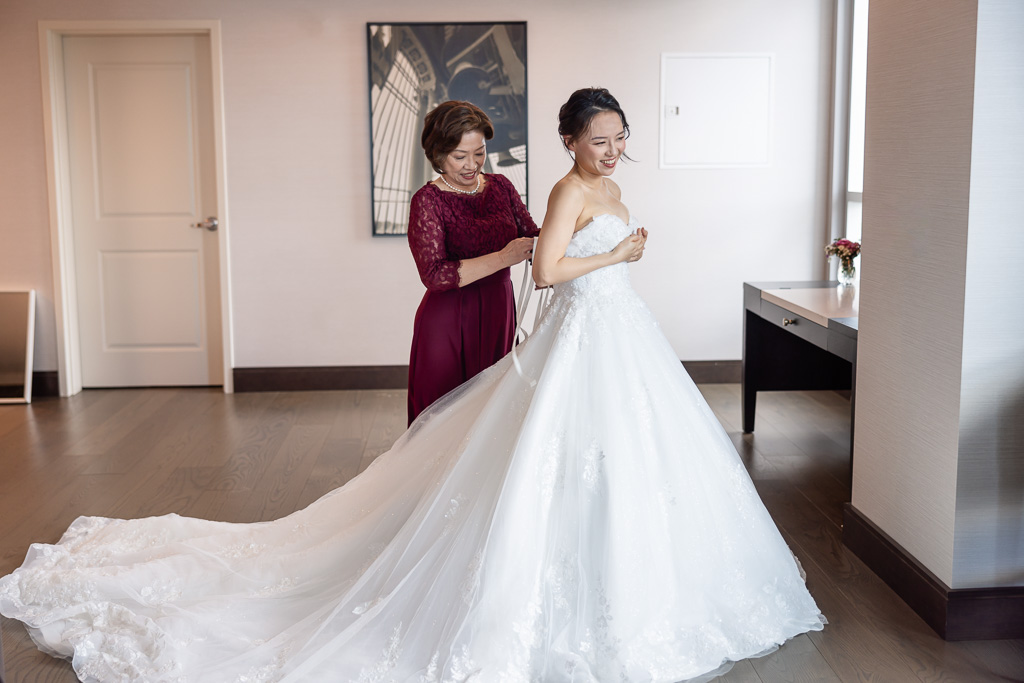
[366,22,528,236]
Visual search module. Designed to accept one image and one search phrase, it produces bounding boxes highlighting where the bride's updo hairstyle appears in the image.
[557,87,632,159]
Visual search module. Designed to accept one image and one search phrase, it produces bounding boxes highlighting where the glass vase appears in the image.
[838,260,856,287]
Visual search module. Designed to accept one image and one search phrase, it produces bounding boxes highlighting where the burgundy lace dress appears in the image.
[407,173,538,424]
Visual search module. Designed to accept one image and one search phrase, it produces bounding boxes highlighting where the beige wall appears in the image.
[853,0,976,589]
[854,0,1023,589]
[0,0,834,372]
[953,0,1024,588]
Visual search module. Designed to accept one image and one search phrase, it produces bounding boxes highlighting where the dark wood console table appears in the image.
[742,281,858,453]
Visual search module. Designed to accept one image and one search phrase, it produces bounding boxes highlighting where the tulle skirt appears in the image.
[0,271,823,682]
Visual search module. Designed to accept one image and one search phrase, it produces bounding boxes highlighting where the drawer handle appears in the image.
[782,318,797,326]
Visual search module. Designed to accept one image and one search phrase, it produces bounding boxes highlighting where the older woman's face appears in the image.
[440,130,487,190]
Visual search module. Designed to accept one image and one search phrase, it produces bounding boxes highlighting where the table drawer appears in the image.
[759,299,828,349]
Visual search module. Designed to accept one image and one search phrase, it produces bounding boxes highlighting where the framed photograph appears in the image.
[367,22,528,236]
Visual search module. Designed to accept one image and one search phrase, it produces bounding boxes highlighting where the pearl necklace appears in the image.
[439,173,482,195]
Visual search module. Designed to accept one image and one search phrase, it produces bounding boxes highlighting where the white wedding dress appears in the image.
[0,214,824,683]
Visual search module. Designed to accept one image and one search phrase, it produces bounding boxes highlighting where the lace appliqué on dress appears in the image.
[357,623,403,683]
[407,174,539,292]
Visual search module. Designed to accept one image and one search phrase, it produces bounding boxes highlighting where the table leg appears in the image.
[742,309,757,433]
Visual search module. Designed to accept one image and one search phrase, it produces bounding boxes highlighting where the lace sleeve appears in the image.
[499,174,540,238]
[408,189,461,291]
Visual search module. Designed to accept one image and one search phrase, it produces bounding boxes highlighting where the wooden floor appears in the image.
[0,386,1021,682]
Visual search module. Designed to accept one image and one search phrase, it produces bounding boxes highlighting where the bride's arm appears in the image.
[532,182,645,288]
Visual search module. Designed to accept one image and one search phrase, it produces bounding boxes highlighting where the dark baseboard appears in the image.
[233,361,742,393]
[233,366,407,392]
[33,371,59,398]
[1,372,59,401]
[682,360,741,384]
[843,503,1024,640]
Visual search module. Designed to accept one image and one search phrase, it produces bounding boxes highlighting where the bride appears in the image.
[0,88,824,683]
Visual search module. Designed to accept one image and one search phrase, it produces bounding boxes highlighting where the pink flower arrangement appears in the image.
[825,238,860,284]
[824,238,861,261]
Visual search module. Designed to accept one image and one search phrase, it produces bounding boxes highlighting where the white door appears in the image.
[63,35,223,387]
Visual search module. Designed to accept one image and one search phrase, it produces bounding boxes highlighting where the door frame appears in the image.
[38,20,235,396]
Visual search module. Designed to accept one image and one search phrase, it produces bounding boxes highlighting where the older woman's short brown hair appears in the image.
[421,101,494,173]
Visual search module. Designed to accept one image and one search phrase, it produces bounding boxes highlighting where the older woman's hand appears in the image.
[499,237,535,268]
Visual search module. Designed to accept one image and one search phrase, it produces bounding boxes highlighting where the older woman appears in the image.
[406,100,538,424]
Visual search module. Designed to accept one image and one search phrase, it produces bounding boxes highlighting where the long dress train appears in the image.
[0,214,824,682]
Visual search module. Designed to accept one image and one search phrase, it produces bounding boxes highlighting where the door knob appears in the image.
[191,216,218,232]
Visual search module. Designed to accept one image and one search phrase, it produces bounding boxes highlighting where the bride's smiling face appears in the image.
[566,110,626,178]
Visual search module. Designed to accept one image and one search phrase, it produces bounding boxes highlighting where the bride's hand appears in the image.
[636,227,648,260]
[612,228,647,264]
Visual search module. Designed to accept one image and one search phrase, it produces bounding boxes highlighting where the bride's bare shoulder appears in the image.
[546,175,586,211]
